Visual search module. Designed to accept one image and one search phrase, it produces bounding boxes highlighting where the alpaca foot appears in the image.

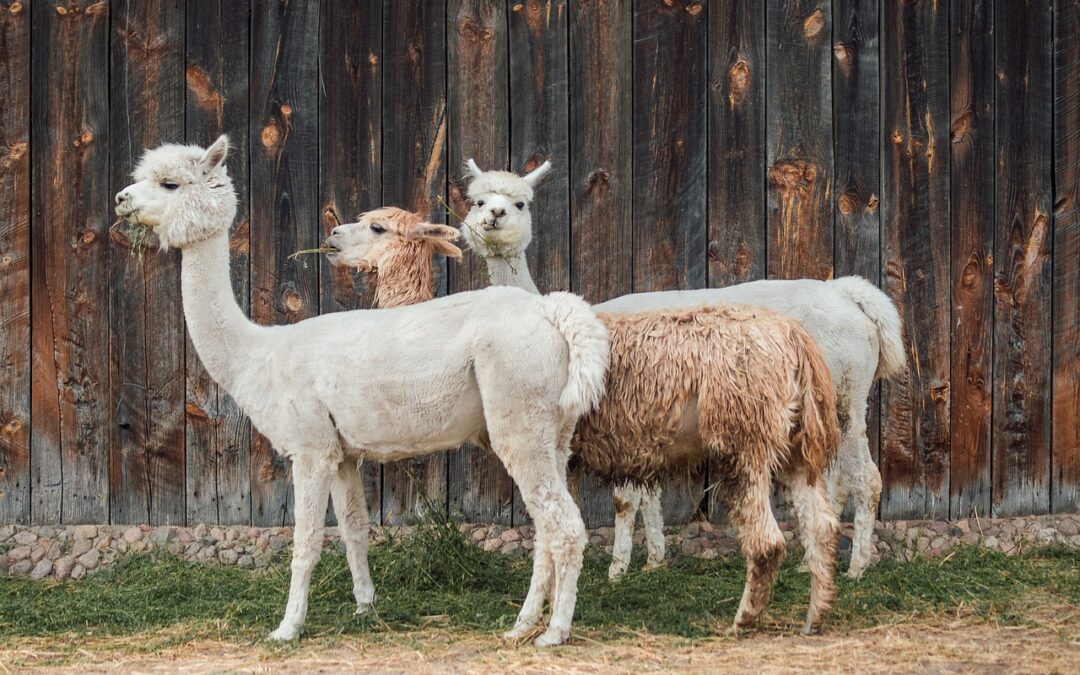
[800,622,822,636]
[533,625,569,647]
[607,560,629,581]
[846,555,871,579]
[642,558,667,572]
[355,601,373,615]
[268,623,300,641]
[502,622,537,642]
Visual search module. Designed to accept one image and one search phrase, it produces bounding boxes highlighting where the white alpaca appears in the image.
[114,137,610,647]
[461,159,906,579]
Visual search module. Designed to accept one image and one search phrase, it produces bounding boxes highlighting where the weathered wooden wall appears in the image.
[1,0,1077,527]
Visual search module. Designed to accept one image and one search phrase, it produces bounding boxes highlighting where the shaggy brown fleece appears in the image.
[573,304,840,488]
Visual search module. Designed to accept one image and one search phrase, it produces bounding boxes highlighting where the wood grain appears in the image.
[446,0,514,525]
[765,0,833,282]
[708,0,764,287]
[30,0,111,524]
[880,0,951,520]
[0,0,30,524]
[381,0,449,526]
[249,0,320,526]
[1053,0,1080,513]
[992,0,1053,516]
[108,0,186,525]
[949,0,994,518]
[185,0,252,526]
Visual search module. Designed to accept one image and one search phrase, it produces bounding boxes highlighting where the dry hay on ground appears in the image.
[2,608,1077,674]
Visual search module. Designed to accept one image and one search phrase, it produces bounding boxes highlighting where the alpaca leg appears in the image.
[728,471,787,631]
[847,431,882,579]
[608,484,642,580]
[787,470,840,634]
[503,523,552,640]
[534,481,586,647]
[640,485,667,570]
[330,459,375,613]
[269,453,335,641]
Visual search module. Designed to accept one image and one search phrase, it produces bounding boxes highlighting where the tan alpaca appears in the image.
[328,206,842,634]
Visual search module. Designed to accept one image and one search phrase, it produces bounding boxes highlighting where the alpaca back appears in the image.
[573,304,838,486]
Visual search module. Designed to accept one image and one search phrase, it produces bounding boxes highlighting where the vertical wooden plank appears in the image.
[568,0,631,528]
[381,0,448,526]
[446,0,513,525]
[508,0,569,526]
[31,0,111,524]
[249,0,319,526]
[1053,0,1080,512]
[992,0,1052,516]
[108,0,186,526]
[0,0,30,524]
[633,0,707,525]
[708,0,764,287]
[320,0,383,524]
[765,0,833,281]
[185,0,251,526]
[949,0,994,518]
[880,0,951,520]
[833,0,881,510]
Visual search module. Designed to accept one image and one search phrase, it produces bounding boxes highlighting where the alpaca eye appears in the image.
[515,202,525,210]
[370,224,385,234]
[476,201,485,208]
[161,181,180,190]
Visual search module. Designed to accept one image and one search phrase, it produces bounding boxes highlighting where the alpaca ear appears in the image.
[197,135,229,176]
[432,238,464,260]
[410,223,461,242]
[465,158,483,179]
[521,160,552,188]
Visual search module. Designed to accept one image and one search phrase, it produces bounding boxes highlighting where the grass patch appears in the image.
[1,512,1077,645]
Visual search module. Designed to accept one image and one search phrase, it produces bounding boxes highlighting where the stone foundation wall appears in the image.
[1,515,1078,581]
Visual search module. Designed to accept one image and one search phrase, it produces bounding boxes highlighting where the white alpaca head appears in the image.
[461,159,551,257]
[325,206,462,271]
[114,135,237,250]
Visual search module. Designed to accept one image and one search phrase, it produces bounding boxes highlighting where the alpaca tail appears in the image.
[788,324,842,480]
[828,276,906,382]
[539,292,610,420]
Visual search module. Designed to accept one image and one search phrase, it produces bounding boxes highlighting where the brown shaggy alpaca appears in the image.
[576,304,841,633]
[324,207,461,308]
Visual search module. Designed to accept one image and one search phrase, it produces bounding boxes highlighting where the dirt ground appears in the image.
[2,611,1078,674]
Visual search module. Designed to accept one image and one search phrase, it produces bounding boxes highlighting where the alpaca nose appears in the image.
[331,226,343,236]
[490,207,506,219]
[115,190,130,205]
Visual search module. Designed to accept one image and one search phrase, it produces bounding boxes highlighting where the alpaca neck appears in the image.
[374,241,437,308]
[181,230,261,392]
[483,250,538,294]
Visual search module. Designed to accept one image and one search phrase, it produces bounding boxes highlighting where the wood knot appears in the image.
[186,65,223,114]
[282,290,304,313]
[73,128,94,148]
[768,160,818,195]
[833,42,853,78]
[685,3,703,16]
[951,110,974,144]
[838,192,858,215]
[279,103,293,119]
[892,130,904,145]
[523,154,546,172]
[867,194,879,212]
[8,2,22,15]
[80,230,95,245]
[512,2,523,11]
[7,141,27,161]
[2,419,22,435]
[803,9,825,39]
[930,382,949,404]
[185,402,209,419]
[261,120,281,148]
[368,53,379,65]
[55,5,68,15]
[586,169,611,194]
[728,59,750,105]
[407,43,420,63]
[1,255,12,268]
[258,460,276,483]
